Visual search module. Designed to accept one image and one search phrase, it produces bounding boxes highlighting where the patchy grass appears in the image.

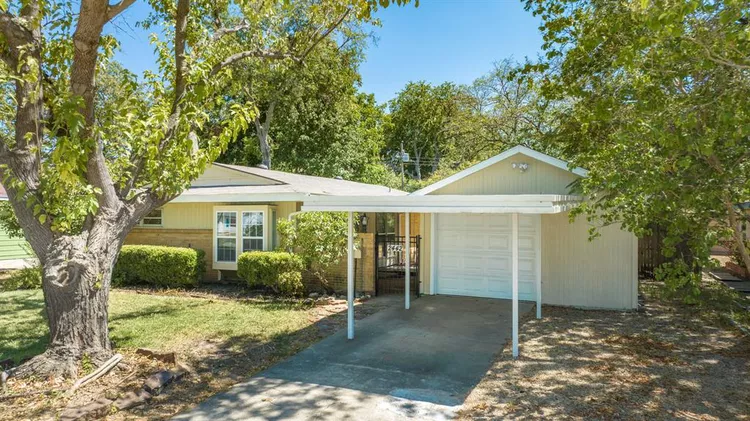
[459,278,750,420]
[0,289,48,363]
[0,289,313,364]
[0,288,393,420]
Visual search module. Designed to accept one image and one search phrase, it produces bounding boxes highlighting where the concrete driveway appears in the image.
[173,295,534,421]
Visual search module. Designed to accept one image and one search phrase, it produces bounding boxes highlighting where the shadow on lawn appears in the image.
[0,290,49,363]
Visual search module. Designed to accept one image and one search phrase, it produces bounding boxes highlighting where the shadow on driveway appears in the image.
[173,295,534,421]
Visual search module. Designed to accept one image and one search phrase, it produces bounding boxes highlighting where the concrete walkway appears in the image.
[173,295,534,421]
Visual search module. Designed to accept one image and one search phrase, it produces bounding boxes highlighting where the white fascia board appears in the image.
[301,205,576,214]
[301,194,582,214]
[171,193,308,203]
[411,145,589,196]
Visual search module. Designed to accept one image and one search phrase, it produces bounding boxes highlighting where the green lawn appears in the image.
[0,289,313,364]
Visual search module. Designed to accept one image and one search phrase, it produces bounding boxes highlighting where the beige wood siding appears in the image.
[431,153,580,195]
[275,201,300,220]
[541,212,638,309]
[159,203,215,229]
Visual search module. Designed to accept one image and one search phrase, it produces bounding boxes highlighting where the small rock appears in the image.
[113,389,152,411]
[308,292,319,299]
[143,370,175,395]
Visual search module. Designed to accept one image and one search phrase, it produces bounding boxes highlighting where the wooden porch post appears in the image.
[405,212,410,310]
[347,211,354,339]
[512,212,519,358]
[536,215,542,319]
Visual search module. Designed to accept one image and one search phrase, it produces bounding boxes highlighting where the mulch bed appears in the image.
[458,281,750,420]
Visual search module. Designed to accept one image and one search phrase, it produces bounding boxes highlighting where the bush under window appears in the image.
[113,245,205,288]
[237,251,304,296]
[1,266,42,291]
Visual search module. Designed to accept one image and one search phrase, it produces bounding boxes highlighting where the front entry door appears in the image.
[375,234,420,296]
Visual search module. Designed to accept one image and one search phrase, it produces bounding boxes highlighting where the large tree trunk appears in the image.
[255,102,276,169]
[14,223,125,378]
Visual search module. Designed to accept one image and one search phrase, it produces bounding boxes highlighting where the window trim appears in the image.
[241,210,265,253]
[139,208,163,227]
[377,213,399,236]
[215,210,238,263]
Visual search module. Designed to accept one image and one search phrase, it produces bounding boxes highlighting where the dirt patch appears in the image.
[458,281,750,420]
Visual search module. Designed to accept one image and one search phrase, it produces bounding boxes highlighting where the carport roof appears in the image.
[301,194,582,214]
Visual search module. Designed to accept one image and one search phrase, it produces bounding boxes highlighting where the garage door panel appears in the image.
[487,234,511,250]
[436,214,539,300]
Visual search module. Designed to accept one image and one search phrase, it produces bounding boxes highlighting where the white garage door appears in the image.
[435,214,539,300]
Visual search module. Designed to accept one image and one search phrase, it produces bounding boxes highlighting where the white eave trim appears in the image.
[302,194,582,214]
[171,193,310,203]
[411,145,588,196]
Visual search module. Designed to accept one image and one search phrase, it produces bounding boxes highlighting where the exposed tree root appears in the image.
[11,347,113,380]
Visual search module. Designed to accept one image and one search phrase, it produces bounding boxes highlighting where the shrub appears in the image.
[278,211,354,288]
[113,245,205,288]
[1,266,42,291]
[237,251,304,296]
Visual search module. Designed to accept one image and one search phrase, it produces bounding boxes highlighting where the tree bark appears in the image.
[14,218,128,378]
[254,101,276,168]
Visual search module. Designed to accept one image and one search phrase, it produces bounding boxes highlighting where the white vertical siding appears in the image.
[541,212,638,309]
[431,153,580,195]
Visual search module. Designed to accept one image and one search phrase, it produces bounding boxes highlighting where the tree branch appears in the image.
[212,20,250,41]
[298,8,351,64]
[71,0,121,215]
[106,0,136,21]
[0,12,35,46]
[124,0,188,197]
[209,50,297,76]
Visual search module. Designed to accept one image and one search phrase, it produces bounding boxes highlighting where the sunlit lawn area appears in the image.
[0,289,313,364]
[1,288,390,420]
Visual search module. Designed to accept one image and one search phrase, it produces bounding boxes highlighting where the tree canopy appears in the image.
[524,0,750,294]
[0,0,412,377]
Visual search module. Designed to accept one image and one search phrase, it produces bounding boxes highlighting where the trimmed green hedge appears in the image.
[237,251,304,296]
[113,245,205,288]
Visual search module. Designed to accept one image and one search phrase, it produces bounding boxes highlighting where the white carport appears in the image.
[301,194,582,358]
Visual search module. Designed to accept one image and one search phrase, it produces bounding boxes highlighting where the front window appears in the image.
[140,209,163,226]
[377,213,398,237]
[216,212,237,262]
[242,211,264,252]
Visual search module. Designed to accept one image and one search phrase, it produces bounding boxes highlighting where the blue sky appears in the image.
[359,1,544,102]
[110,0,544,103]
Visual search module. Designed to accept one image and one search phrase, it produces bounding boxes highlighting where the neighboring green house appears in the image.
[0,185,35,264]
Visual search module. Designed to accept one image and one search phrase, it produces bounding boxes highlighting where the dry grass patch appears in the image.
[459,279,750,420]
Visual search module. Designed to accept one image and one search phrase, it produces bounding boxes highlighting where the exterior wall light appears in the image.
[512,162,529,172]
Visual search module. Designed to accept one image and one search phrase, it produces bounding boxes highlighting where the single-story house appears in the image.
[300,145,638,357]
[128,146,638,357]
[125,163,408,288]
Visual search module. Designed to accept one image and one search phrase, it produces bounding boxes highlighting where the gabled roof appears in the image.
[411,145,588,196]
[173,163,406,203]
